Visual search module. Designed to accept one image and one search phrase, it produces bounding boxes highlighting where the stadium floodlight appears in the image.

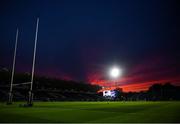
[7,28,19,105]
[28,18,39,106]
[109,66,122,89]
[109,66,122,79]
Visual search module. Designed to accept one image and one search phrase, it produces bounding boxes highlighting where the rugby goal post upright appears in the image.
[7,28,19,104]
[28,18,39,106]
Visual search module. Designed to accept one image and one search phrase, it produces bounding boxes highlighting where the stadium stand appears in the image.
[0,68,104,101]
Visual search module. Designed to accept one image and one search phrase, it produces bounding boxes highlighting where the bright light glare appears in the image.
[109,67,121,78]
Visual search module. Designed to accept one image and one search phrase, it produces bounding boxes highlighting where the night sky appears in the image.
[0,0,180,92]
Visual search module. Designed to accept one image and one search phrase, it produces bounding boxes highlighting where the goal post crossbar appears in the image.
[12,82,31,86]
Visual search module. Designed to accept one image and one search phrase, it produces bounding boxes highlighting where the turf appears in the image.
[0,101,180,123]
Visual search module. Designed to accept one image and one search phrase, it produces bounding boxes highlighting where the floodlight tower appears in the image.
[28,18,39,106]
[7,28,19,104]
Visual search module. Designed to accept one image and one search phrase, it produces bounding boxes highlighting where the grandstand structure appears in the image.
[0,69,103,102]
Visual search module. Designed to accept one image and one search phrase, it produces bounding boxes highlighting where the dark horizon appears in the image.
[0,0,180,92]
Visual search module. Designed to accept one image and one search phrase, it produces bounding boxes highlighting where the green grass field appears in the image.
[0,101,180,123]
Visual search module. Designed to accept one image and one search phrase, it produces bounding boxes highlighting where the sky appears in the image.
[0,0,180,92]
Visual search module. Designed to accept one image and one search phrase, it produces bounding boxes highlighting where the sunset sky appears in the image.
[0,0,179,92]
